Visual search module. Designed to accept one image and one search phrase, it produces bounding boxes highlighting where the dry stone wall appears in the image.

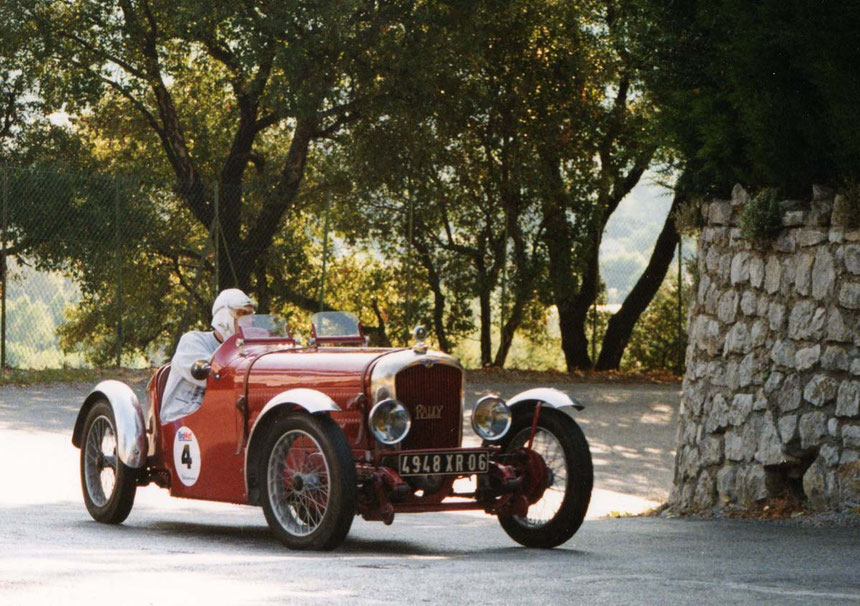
[672,185,860,511]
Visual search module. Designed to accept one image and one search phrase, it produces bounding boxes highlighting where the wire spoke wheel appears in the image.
[268,431,331,537]
[260,413,356,550]
[509,428,568,528]
[497,408,593,548]
[79,400,137,524]
[84,416,118,507]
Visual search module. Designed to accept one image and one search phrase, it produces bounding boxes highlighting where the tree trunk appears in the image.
[596,191,684,370]
[413,235,450,351]
[479,285,492,366]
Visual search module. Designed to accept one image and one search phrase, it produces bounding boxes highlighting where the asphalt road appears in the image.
[1,380,858,605]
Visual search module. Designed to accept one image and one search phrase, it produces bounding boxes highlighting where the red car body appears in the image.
[73,315,594,550]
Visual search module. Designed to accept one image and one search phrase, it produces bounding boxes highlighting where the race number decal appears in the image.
[173,426,202,486]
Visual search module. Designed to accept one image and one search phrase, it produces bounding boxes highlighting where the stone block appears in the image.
[764,257,782,294]
[740,291,757,316]
[728,394,753,426]
[828,418,839,437]
[716,465,736,503]
[718,290,739,323]
[803,374,839,406]
[731,252,751,285]
[838,282,860,309]
[778,414,797,443]
[750,320,768,348]
[821,345,850,371]
[702,435,723,465]
[798,228,828,246]
[812,248,836,300]
[732,184,750,205]
[777,373,802,412]
[719,428,747,464]
[737,465,768,505]
[723,323,750,355]
[812,184,835,201]
[803,457,833,508]
[799,411,828,449]
[770,339,795,368]
[705,394,730,433]
[788,301,825,341]
[768,302,786,331]
[843,244,860,274]
[693,470,717,509]
[749,256,764,289]
[821,444,840,466]
[795,344,821,371]
[709,201,732,225]
[826,307,851,342]
[836,381,860,417]
[839,461,860,507]
[844,425,860,450]
[783,210,806,227]
[764,370,784,394]
[774,230,797,253]
[794,253,814,295]
[832,194,855,227]
[755,413,785,465]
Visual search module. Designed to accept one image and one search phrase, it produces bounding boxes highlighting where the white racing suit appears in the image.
[159,331,221,423]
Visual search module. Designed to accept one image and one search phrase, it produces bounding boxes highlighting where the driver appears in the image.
[160,288,256,423]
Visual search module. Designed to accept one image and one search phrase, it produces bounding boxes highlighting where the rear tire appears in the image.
[497,408,593,548]
[80,400,137,524]
[259,413,356,550]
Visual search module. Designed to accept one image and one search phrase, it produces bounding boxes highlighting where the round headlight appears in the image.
[471,395,512,441]
[369,398,412,445]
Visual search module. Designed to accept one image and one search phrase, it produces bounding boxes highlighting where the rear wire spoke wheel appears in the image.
[80,400,137,524]
[260,413,356,550]
[498,408,593,548]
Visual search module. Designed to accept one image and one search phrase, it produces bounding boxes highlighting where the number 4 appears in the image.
[181,444,193,469]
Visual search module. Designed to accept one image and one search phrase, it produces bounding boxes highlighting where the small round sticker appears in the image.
[173,426,201,486]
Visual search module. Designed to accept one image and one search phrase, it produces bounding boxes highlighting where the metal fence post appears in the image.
[115,177,123,367]
[318,194,331,312]
[405,192,414,340]
[677,239,683,374]
[213,181,219,295]
[1,166,7,370]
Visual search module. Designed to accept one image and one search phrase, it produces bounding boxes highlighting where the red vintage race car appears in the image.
[72,312,593,550]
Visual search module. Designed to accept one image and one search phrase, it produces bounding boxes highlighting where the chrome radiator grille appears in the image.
[395,363,462,450]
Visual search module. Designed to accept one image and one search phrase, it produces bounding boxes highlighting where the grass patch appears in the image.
[0,367,152,386]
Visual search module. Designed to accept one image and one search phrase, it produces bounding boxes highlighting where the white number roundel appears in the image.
[173,426,201,486]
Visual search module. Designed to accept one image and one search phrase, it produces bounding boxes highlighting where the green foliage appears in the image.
[740,188,783,244]
[622,278,688,373]
[672,199,705,236]
[639,0,860,196]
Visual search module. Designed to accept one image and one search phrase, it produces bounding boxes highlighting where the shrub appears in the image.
[739,188,782,243]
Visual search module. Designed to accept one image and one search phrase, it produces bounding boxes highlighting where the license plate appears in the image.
[398,450,490,476]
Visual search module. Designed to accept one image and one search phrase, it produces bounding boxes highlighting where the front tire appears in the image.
[259,413,356,550]
[497,408,593,548]
[80,400,137,524]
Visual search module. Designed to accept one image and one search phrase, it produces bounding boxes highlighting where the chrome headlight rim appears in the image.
[368,398,412,446]
[471,395,512,442]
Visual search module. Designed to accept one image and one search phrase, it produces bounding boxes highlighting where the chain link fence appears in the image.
[1,165,694,370]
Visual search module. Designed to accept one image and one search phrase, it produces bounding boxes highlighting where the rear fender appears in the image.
[71,380,148,468]
[506,387,584,419]
[244,388,342,504]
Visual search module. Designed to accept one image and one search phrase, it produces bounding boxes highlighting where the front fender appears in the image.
[71,380,147,468]
[244,388,342,503]
[506,387,585,418]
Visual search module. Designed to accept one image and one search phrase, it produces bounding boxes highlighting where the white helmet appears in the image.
[211,288,256,340]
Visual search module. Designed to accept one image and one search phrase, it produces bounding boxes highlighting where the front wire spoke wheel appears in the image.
[509,429,568,528]
[260,413,356,551]
[79,400,137,524]
[497,408,593,548]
